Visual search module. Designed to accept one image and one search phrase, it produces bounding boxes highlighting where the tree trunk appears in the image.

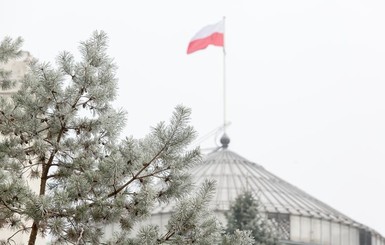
[28,221,38,245]
[28,159,50,245]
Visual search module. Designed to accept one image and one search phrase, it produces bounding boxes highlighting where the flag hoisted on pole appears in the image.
[187,17,228,134]
[186,19,225,54]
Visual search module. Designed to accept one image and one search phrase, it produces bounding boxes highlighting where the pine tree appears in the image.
[0,32,253,245]
[225,191,278,245]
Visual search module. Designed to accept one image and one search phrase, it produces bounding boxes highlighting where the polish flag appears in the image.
[187,20,224,54]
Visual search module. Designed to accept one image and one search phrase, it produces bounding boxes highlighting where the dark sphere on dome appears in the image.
[220,134,230,148]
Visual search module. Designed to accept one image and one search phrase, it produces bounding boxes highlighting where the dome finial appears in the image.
[220,133,230,149]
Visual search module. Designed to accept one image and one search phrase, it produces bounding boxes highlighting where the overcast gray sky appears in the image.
[1,0,385,236]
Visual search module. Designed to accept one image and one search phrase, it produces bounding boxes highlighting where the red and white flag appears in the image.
[187,20,224,54]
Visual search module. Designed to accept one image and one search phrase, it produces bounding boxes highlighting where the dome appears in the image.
[193,149,355,223]
[151,139,385,245]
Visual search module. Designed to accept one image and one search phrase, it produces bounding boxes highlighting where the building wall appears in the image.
[145,211,385,245]
[0,51,31,96]
[290,215,385,245]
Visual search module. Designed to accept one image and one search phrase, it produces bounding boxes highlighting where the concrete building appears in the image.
[151,134,385,245]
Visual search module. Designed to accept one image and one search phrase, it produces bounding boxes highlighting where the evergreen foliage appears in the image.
[225,191,278,245]
[0,32,253,245]
[0,36,24,90]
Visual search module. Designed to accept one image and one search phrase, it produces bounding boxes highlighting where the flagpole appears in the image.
[222,16,227,134]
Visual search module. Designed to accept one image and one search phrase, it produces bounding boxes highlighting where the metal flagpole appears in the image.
[222,16,227,133]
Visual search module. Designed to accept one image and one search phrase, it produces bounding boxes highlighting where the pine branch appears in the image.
[0,36,23,62]
[137,167,170,179]
[0,199,22,215]
[7,226,32,244]
[106,144,167,198]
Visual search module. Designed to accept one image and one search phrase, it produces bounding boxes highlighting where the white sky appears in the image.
[1,0,385,236]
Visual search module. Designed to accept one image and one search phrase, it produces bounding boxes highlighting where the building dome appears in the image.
[152,136,385,245]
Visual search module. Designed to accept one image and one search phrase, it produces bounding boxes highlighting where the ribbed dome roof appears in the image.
[152,134,376,230]
[151,136,385,244]
[190,148,362,227]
